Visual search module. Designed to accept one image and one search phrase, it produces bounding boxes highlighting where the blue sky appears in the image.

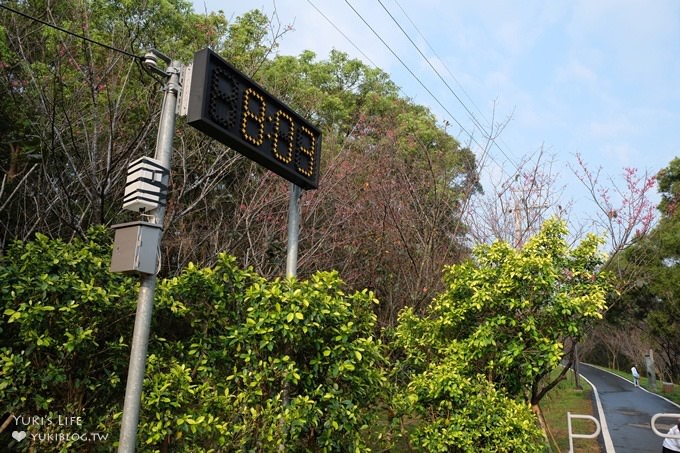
[191,0,680,232]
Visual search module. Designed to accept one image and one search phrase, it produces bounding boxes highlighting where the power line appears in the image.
[342,0,488,153]
[0,3,141,60]
[376,0,520,171]
[304,0,380,69]
[376,0,484,134]
[302,0,494,238]
[389,0,533,174]
[289,1,521,182]
[391,0,490,133]
[305,0,515,177]
[305,1,475,148]
[342,0,529,190]
[304,0,533,240]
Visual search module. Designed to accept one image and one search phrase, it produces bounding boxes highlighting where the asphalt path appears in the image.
[579,363,680,452]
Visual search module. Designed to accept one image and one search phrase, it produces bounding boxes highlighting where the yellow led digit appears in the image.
[272,110,294,164]
[296,125,316,177]
[241,87,266,146]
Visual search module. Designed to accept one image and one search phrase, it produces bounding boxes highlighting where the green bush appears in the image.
[0,228,136,451]
[389,219,609,451]
[144,255,388,451]
[393,353,544,452]
[3,222,604,452]
[1,230,388,451]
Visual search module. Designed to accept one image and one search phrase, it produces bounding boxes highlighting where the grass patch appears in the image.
[541,369,599,453]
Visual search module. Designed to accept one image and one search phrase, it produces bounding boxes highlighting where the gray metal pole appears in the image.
[118,60,181,453]
[286,183,302,278]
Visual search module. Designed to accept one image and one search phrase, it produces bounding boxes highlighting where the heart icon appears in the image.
[11,430,27,442]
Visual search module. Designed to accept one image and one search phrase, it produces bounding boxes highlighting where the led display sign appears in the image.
[186,48,321,190]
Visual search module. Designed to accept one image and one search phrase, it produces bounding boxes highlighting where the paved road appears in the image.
[579,363,680,452]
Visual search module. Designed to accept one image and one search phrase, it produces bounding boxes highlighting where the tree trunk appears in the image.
[8,143,20,180]
[532,404,551,447]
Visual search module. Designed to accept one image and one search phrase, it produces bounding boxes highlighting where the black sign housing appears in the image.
[187,48,321,190]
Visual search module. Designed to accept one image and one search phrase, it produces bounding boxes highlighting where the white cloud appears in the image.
[600,142,636,167]
[556,59,597,86]
[589,117,637,140]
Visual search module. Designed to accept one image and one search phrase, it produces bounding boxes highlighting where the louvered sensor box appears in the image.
[122,156,169,213]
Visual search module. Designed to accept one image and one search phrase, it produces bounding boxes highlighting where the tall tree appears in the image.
[393,218,612,447]
[606,157,680,381]
[0,0,231,249]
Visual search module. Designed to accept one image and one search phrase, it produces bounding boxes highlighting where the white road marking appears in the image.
[579,373,616,452]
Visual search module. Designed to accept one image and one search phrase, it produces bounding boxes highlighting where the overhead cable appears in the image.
[0,3,141,60]
[376,0,520,171]
[341,0,483,152]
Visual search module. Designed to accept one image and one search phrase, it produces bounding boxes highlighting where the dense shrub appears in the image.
[0,228,136,451]
[144,255,387,451]
[1,230,387,451]
[389,219,609,451]
[1,221,606,451]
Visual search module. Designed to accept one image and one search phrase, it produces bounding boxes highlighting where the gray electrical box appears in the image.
[110,221,163,275]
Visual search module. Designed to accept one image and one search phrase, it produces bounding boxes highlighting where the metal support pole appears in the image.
[513,195,522,249]
[118,60,181,453]
[286,183,303,278]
